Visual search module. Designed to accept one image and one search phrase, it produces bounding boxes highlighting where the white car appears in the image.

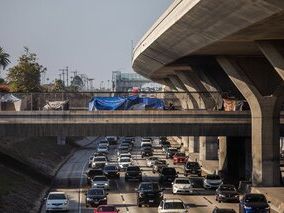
[117,153,132,161]
[141,140,152,147]
[146,157,160,167]
[158,199,188,213]
[92,156,108,168]
[172,178,193,194]
[118,157,132,170]
[97,145,109,154]
[45,192,69,212]
[91,175,110,190]
[203,174,223,189]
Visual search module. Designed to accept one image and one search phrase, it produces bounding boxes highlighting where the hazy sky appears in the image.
[0,0,171,87]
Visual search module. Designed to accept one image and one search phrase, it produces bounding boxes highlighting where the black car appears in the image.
[165,147,178,159]
[184,161,202,176]
[125,166,142,181]
[161,141,171,150]
[85,188,107,207]
[103,165,120,178]
[86,169,104,185]
[216,184,239,203]
[239,193,270,213]
[152,160,168,174]
[159,167,178,185]
[136,182,163,207]
[212,208,236,213]
[105,136,118,145]
[141,147,153,158]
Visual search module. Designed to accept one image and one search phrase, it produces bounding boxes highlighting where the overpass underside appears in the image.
[132,0,284,186]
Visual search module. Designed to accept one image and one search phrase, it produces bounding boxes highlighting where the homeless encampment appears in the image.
[43,100,69,110]
[0,94,22,111]
[88,96,165,111]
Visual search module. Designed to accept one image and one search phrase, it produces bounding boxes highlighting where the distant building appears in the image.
[112,71,154,92]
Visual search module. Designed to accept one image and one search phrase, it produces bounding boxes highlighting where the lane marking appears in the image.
[203,196,213,204]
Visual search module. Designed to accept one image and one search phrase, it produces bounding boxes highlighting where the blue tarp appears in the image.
[88,96,165,111]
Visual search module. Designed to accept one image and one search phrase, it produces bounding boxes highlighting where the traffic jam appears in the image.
[44,137,271,213]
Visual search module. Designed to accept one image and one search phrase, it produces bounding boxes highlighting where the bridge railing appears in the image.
[0,91,233,111]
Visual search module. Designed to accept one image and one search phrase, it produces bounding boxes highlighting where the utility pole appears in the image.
[71,70,78,78]
[66,66,69,87]
[59,68,65,86]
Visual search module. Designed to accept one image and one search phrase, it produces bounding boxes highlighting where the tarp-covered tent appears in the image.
[88,96,165,111]
[43,100,69,110]
[0,94,22,111]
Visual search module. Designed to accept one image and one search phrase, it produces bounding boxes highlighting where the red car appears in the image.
[173,152,188,164]
[94,205,119,213]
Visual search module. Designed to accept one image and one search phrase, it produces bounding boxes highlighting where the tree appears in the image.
[69,75,84,92]
[51,79,65,92]
[0,47,10,75]
[7,47,46,92]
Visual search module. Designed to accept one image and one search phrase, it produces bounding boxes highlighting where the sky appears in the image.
[0,0,172,87]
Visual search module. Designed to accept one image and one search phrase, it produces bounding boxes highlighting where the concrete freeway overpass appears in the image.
[0,110,284,137]
[132,0,284,186]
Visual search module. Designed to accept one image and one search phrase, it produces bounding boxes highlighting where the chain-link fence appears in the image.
[0,91,225,111]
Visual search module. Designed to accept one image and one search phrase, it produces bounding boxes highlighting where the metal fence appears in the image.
[0,91,224,111]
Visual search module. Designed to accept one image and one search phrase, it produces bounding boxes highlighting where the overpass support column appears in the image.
[218,137,227,172]
[199,136,218,161]
[217,51,284,186]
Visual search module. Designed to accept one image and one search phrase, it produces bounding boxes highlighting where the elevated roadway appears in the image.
[0,110,284,137]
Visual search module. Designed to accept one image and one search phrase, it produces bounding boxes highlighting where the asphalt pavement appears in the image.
[41,137,276,213]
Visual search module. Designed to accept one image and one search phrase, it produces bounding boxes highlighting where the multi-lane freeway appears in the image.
[41,137,275,213]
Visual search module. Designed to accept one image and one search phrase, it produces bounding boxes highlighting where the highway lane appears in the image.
[41,137,275,213]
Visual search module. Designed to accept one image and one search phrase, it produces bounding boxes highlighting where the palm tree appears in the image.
[0,47,11,74]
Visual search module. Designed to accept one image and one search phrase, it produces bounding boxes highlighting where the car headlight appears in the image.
[219,194,225,197]
[244,206,252,210]
[93,183,97,186]
[104,183,109,186]
[86,198,92,201]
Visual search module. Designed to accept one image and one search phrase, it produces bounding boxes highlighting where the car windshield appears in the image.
[220,185,236,191]
[156,160,167,165]
[95,157,106,162]
[120,154,131,158]
[127,167,140,171]
[164,202,185,209]
[48,194,66,200]
[175,153,186,157]
[245,194,267,203]
[93,176,107,181]
[168,148,178,152]
[120,158,130,162]
[139,183,160,191]
[186,162,200,169]
[88,170,103,176]
[88,189,104,195]
[105,166,117,170]
[206,174,221,180]
[98,206,116,211]
[162,168,176,175]
[175,179,190,184]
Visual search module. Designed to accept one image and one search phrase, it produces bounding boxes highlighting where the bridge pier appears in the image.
[199,136,218,161]
[217,45,284,186]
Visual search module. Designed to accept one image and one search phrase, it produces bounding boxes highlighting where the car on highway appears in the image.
[172,152,188,164]
[120,141,133,151]
[89,156,95,167]
[146,157,160,167]
[212,208,236,213]
[165,147,178,159]
[141,140,152,148]
[152,160,168,174]
[216,184,239,203]
[92,175,110,190]
[161,141,171,151]
[239,193,270,213]
[159,167,178,185]
[203,174,223,189]
[117,146,130,155]
[117,153,132,161]
[98,140,109,146]
[141,147,153,158]
[85,188,108,208]
[158,199,188,213]
[125,166,142,182]
[86,169,104,185]
[159,136,167,144]
[172,177,193,194]
[141,143,153,150]
[97,145,109,154]
[92,156,108,169]
[105,136,118,145]
[118,157,132,170]
[184,161,202,176]
[136,182,164,207]
[45,191,69,212]
[103,165,120,179]
[94,205,120,213]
